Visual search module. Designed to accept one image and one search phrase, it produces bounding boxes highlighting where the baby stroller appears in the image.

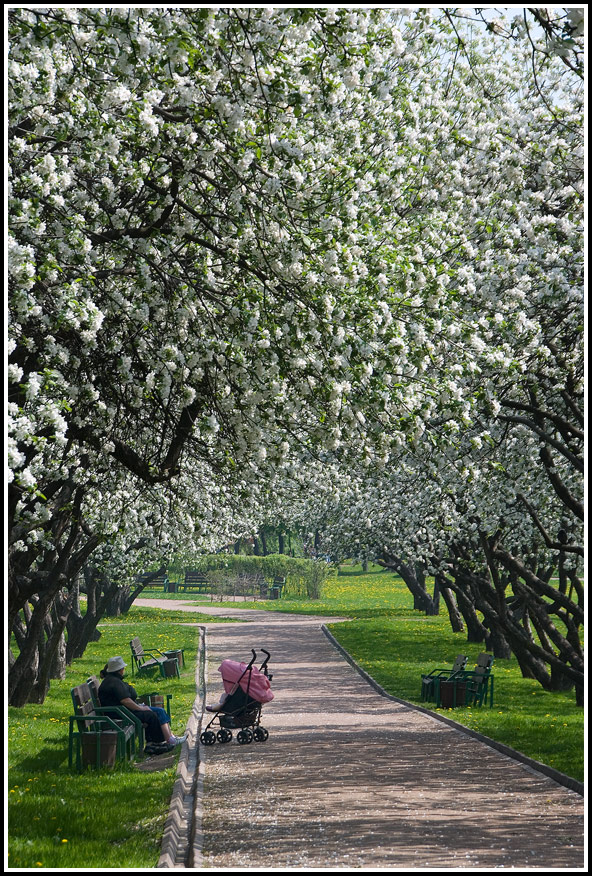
[200,649,273,746]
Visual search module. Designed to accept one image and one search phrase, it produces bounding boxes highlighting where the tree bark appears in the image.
[437,576,464,632]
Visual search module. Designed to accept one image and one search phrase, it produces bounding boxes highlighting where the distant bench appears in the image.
[265,577,286,600]
[182,570,285,599]
[129,636,181,678]
[136,570,169,590]
[182,570,210,592]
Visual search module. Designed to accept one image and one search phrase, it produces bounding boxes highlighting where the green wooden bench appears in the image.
[69,682,137,771]
[182,570,210,592]
[86,675,146,751]
[264,576,286,599]
[129,636,181,678]
[136,570,169,590]
[87,675,174,751]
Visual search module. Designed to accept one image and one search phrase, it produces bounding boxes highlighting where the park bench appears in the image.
[136,570,169,590]
[129,636,181,678]
[86,675,145,751]
[182,570,210,592]
[261,576,286,600]
[69,682,137,771]
[438,653,495,708]
[87,675,174,752]
[421,654,468,703]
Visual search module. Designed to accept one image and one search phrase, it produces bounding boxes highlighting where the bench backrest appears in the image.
[71,683,100,731]
[136,571,168,586]
[472,652,494,680]
[184,570,209,584]
[86,675,101,706]
[451,655,468,673]
[130,636,144,658]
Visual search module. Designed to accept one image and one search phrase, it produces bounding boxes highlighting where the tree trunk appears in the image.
[483,624,513,660]
[443,574,487,642]
[8,591,56,705]
[29,588,77,702]
[437,576,464,632]
[378,554,439,615]
[550,656,575,692]
[65,574,105,662]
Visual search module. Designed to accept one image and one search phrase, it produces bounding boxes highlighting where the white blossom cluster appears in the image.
[7,8,583,604]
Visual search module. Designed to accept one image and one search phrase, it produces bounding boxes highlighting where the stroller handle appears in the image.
[259,648,272,678]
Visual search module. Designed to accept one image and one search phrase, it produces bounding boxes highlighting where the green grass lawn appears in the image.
[326,616,584,781]
[7,606,223,869]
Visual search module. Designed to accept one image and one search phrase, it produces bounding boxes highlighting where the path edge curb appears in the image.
[321,624,584,797]
[158,625,207,868]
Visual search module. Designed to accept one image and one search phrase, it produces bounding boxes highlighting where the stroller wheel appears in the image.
[253,727,269,742]
[217,728,232,744]
[200,730,217,746]
[237,729,253,745]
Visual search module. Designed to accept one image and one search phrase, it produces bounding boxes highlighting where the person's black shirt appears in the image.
[98,673,137,708]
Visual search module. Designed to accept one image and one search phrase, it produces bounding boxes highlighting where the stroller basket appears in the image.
[200,649,273,747]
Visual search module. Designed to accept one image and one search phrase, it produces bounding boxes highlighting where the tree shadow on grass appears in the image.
[12,742,72,773]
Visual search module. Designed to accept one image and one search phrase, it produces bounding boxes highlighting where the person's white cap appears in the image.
[107,656,127,672]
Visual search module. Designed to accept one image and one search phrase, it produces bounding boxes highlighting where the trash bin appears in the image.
[162,657,179,678]
[166,580,178,593]
[440,680,466,708]
[138,692,172,720]
[81,731,118,768]
[165,649,183,669]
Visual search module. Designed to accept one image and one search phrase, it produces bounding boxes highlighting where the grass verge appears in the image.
[7,606,228,869]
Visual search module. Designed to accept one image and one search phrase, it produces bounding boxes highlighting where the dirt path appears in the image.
[135,600,585,869]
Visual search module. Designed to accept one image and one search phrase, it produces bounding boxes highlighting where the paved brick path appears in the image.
[140,601,585,870]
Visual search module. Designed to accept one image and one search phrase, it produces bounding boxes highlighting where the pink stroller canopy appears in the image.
[219,659,274,703]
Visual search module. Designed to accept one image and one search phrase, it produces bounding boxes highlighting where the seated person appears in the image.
[98,656,186,750]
